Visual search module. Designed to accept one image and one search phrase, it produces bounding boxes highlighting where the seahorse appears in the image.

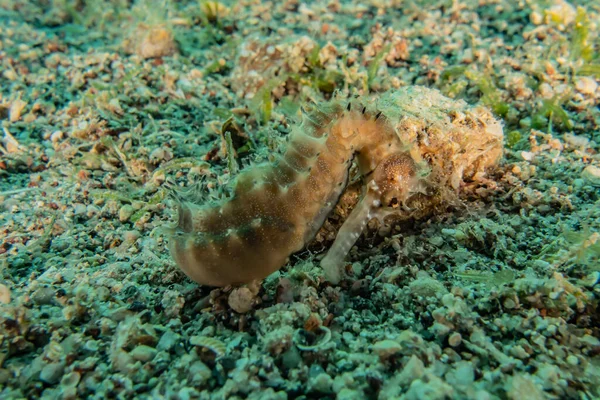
[167,86,504,286]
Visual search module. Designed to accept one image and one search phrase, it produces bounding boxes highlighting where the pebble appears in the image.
[280,346,302,371]
[448,332,462,347]
[337,388,363,400]
[529,11,543,25]
[581,165,600,186]
[61,371,81,388]
[372,340,402,360]
[563,133,589,148]
[31,287,56,305]
[228,287,255,313]
[39,362,65,384]
[409,273,448,298]
[520,151,535,161]
[130,345,157,362]
[503,297,517,309]
[308,372,334,394]
[188,360,212,386]
[397,355,425,385]
[122,230,141,244]
[157,330,180,352]
[449,362,474,386]
[73,203,87,216]
[119,205,135,222]
[575,77,598,95]
[50,130,64,143]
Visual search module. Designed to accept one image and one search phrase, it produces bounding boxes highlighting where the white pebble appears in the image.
[581,165,600,186]
[575,77,598,95]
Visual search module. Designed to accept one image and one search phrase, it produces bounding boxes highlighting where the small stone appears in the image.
[157,330,180,352]
[564,133,589,149]
[9,98,27,122]
[61,387,77,399]
[122,230,141,244]
[520,151,534,161]
[130,345,157,362]
[280,345,302,371]
[405,374,454,400]
[575,77,598,95]
[530,11,543,25]
[337,388,363,400]
[409,273,448,298]
[372,340,402,360]
[503,297,517,309]
[149,147,173,163]
[73,203,87,216]
[119,205,135,222]
[83,340,99,353]
[448,332,462,347]
[108,306,135,322]
[580,334,600,347]
[581,165,600,186]
[566,355,579,365]
[3,69,17,81]
[448,361,474,386]
[510,345,530,359]
[308,372,334,394]
[506,374,545,400]
[188,360,211,386]
[228,287,255,313]
[39,362,65,384]
[397,355,425,385]
[50,130,64,143]
[60,371,81,388]
[112,349,135,374]
[428,236,444,247]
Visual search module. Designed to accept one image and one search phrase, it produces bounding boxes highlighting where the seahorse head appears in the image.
[372,153,420,206]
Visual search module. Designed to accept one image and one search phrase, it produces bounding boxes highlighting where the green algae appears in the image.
[464,70,510,117]
[367,43,392,90]
[531,95,573,131]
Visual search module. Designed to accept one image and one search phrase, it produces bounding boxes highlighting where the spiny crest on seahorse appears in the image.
[167,86,504,286]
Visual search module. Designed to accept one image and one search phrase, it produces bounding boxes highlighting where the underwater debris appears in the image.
[190,335,226,359]
[167,86,504,286]
[293,326,331,352]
